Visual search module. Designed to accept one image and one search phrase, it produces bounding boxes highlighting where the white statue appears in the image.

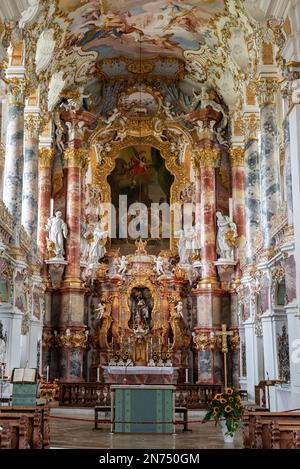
[174,300,184,319]
[19,0,40,29]
[45,211,68,258]
[95,301,105,320]
[162,101,175,120]
[80,220,91,263]
[155,256,165,276]
[35,29,56,75]
[118,256,128,275]
[88,221,108,264]
[48,71,66,112]
[216,211,238,260]
[191,225,201,254]
[177,230,189,265]
[104,108,120,129]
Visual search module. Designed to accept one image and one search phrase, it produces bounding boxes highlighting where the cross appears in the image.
[216,324,233,388]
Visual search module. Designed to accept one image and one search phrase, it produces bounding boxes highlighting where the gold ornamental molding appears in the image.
[6,77,29,106]
[229,147,244,167]
[64,148,88,168]
[254,78,280,106]
[192,147,220,175]
[55,330,89,349]
[39,147,54,168]
[24,113,44,140]
[241,114,260,141]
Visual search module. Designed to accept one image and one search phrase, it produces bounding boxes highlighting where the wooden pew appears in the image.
[0,406,50,449]
[271,421,300,449]
[243,410,300,449]
[0,416,31,449]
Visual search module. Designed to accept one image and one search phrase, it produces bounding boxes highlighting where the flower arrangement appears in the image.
[203,387,243,437]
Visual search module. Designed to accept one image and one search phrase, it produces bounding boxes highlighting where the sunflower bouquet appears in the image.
[203,387,243,436]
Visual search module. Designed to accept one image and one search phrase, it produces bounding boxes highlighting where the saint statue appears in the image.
[177,230,189,265]
[45,211,68,258]
[0,336,6,364]
[216,211,238,260]
[35,29,56,75]
[88,221,108,265]
[19,0,40,28]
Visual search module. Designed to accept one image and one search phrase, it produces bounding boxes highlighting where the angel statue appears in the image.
[88,221,108,265]
[155,256,165,276]
[45,211,68,258]
[216,211,238,260]
[95,301,105,320]
[35,29,56,75]
[118,256,128,275]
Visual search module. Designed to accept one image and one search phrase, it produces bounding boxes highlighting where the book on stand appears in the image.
[11,368,38,384]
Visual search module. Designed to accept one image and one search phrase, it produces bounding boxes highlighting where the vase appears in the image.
[220,420,235,444]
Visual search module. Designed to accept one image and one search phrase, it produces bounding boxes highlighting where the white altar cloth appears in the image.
[103,366,177,375]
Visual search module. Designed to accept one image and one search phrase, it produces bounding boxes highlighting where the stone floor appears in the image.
[49,408,243,449]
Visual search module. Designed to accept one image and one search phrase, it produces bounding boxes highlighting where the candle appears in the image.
[96,366,100,383]
[50,198,54,217]
[46,365,49,383]
[168,338,170,347]
[229,198,233,221]
[185,369,189,383]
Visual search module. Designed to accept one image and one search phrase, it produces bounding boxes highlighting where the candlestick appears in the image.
[46,365,49,383]
[50,198,54,217]
[229,198,233,221]
[96,366,100,383]
[185,368,189,383]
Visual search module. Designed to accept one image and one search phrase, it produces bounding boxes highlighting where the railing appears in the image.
[58,383,223,409]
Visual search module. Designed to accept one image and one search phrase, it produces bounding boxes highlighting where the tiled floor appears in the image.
[49,408,243,449]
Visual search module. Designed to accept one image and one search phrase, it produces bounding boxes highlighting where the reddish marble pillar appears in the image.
[63,148,86,286]
[37,148,54,253]
[193,147,220,285]
[230,147,246,280]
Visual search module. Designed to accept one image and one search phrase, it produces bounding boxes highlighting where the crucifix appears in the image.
[216,324,233,388]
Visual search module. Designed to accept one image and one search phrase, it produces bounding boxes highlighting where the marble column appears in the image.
[229,147,245,277]
[3,78,27,245]
[283,118,294,225]
[37,148,54,254]
[256,79,281,255]
[193,147,219,285]
[64,148,87,286]
[192,146,224,384]
[242,114,261,264]
[22,113,43,245]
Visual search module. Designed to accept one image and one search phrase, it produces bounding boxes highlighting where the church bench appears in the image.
[243,411,300,449]
[0,416,31,449]
[0,406,50,448]
[1,406,50,448]
[94,406,111,429]
[175,407,190,432]
[271,421,300,449]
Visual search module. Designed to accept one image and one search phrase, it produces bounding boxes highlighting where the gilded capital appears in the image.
[241,114,260,141]
[6,77,29,106]
[39,147,54,168]
[229,147,244,167]
[64,148,88,168]
[192,147,219,175]
[25,113,44,140]
[254,78,279,106]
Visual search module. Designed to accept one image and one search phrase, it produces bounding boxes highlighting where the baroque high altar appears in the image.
[0,0,299,404]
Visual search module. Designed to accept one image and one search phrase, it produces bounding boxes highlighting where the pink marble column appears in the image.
[193,147,220,285]
[230,147,246,280]
[63,148,85,286]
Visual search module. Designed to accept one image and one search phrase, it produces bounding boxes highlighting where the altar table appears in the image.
[111,385,175,433]
[103,366,178,385]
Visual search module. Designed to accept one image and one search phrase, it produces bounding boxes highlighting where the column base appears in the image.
[198,277,220,288]
[62,277,83,288]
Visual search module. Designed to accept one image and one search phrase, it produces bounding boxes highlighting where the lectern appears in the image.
[111,385,175,434]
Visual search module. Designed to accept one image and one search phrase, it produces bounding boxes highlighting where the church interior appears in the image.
[0,0,300,451]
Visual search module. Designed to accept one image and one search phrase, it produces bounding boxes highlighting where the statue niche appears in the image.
[128,287,153,366]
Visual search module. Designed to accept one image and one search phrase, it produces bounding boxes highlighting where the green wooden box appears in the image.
[113,385,174,434]
[12,383,37,406]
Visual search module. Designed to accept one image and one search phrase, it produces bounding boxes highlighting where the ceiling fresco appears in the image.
[16,0,259,114]
[63,0,225,60]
